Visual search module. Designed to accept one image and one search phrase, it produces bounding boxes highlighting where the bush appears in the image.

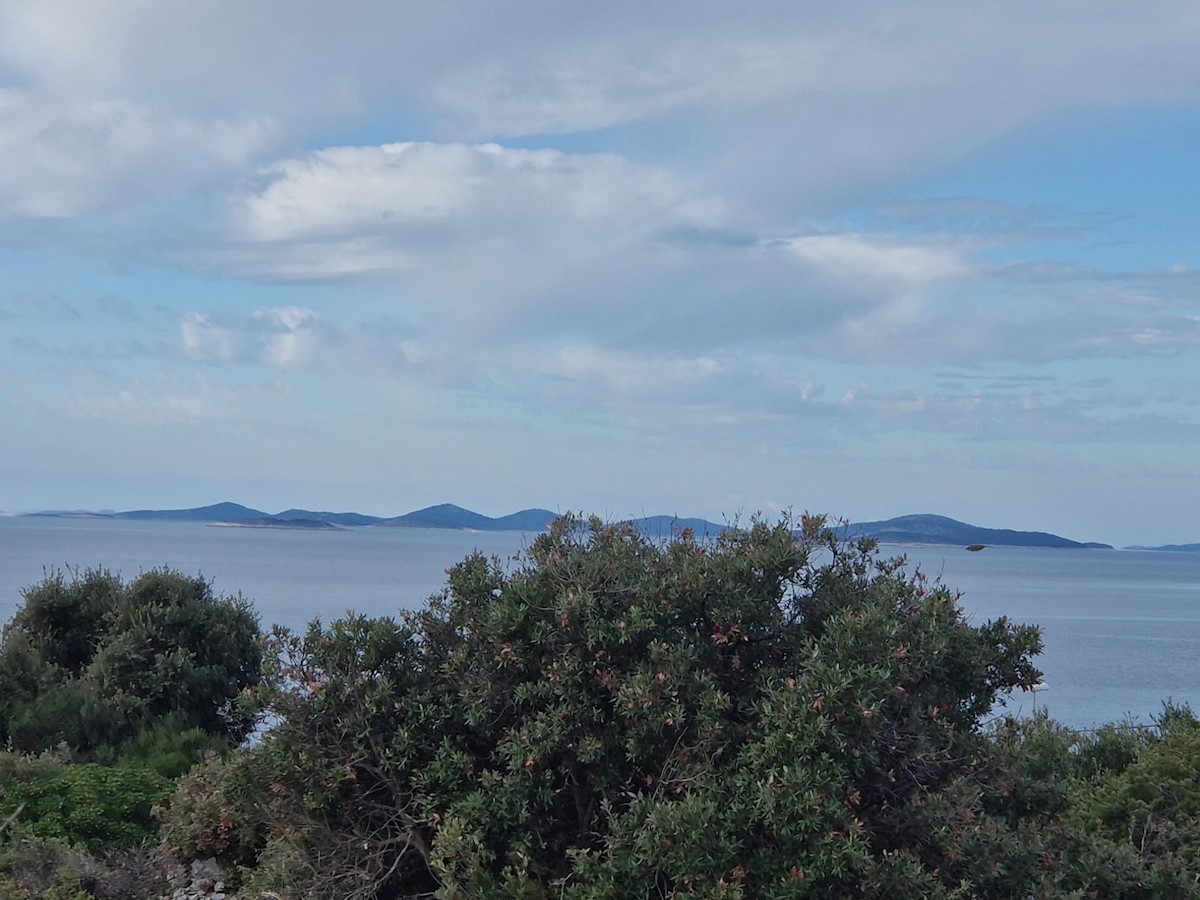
[1059,714,1200,889]
[98,715,232,780]
[158,751,262,869]
[0,567,263,756]
[6,569,121,675]
[0,835,95,900]
[0,763,171,852]
[200,514,1047,898]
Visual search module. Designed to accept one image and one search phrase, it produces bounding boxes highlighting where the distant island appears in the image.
[209,517,341,531]
[840,514,1112,550]
[23,503,1117,549]
[1125,543,1200,553]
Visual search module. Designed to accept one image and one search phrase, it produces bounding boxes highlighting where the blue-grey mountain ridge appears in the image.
[23,503,1129,549]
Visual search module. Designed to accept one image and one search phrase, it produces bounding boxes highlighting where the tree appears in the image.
[187,514,1048,898]
[0,567,263,756]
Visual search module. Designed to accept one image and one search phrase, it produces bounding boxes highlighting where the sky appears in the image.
[1,2,1199,547]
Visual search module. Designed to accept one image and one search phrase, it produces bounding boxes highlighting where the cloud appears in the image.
[539,345,723,401]
[216,141,717,272]
[196,141,994,361]
[0,89,278,219]
[57,374,256,427]
[427,4,1200,143]
[192,145,1200,377]
[784,234,972,289]
[1,2,1199,228]
[4,0,1200,538]
[832,379,1200,446]
[180,306,332,369]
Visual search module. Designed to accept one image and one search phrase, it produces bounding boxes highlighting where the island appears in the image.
[21,503,1117,548]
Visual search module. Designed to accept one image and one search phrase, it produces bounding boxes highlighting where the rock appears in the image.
[190,857,223,880]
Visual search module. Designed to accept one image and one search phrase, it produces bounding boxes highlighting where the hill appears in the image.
[628,515,728,539]
[274,508,384,526]
[113,502,268,522]
[844,514,1111,549]
[374,504,558,532]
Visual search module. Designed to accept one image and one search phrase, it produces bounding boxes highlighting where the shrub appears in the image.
[0,835,95,900]
[0,763,171,852]
[206,514,1046,898]
[158,751,262,869]
[6,568,121,675]
[100,715,232,780]
[1060,715,1200,888]
[0,567,263,756]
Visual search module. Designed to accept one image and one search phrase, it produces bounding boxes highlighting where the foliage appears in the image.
[0,566,262,896]
[97,715,232,780]
[163,614,444,898]
[0,750,175,897]
[0,567,263,756]
[0,762,171,852]
[16,516,1200,897]
[0,834,170,900]
[189,514,1052,898]
[977,707,1200,898]
[1052,705,1200,894]
[157,750,263,869]
[6,568,121,675]
[0,835,94,900]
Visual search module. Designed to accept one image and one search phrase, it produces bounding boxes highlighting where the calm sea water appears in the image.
[2,516,1198,730]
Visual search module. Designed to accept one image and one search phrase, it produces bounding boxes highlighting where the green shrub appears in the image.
[90,569,263,741]
[99,715,232,780]
[0,747,71,788]
[6,568,121,676]
[0,763,171,852]
[210,514,1046,898]
[158,751,263,868]
[0,567,263,756]
[4,680,130,755]
[1064,721,1200,874]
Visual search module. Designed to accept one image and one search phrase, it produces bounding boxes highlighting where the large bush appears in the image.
[179,515,1054,898]
[0,567,263,756]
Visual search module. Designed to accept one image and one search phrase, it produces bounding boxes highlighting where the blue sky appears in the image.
[2,1,1199,546]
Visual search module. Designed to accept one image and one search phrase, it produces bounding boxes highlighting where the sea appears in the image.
[2,515,1198,731]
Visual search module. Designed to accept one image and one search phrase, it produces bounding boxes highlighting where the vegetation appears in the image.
[3,517,1200,897]
[0,567,262,755]
[0,567,261,898]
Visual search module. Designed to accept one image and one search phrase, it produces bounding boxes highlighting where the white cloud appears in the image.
[200,150,1200,375]
[180,306,331,369]
[426,4,1200,143]
[1,2,1198,226]
[5,0,1200,545]
[59,375,242,427]
[200,141,1001,358]
[784,234,972,291]
[541,345,722,394]
[226,141,715,250]
[0,89,278,218]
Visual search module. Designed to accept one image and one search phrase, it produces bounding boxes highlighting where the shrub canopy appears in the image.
[203,515,1051,898]
[0,567,262,755]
